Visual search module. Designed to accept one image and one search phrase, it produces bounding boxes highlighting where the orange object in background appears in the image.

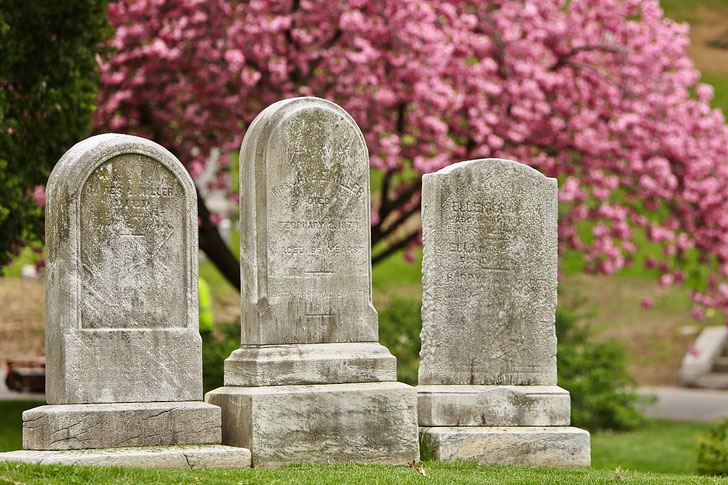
[5,358,45,392]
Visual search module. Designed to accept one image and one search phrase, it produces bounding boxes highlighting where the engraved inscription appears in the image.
[267,109,370,306]
[80,154,186,329]
[419,159,558,386]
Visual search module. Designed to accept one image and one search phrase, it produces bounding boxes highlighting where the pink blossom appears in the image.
[692,306,706,321]
[93,0,728,317]
[32,185,45,208]
[640,298,654,309]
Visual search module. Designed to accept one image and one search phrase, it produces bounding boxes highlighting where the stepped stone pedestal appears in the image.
[206,97,419,468]
[0,135,250,469]
[416,159,590,467]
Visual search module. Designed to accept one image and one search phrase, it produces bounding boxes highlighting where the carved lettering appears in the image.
[79,154,186,329]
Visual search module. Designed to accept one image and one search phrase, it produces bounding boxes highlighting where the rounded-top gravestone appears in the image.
[239,96,377,345]
[45,134,201,404]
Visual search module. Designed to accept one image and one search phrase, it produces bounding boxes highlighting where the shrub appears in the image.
[201,322,239,394]
[0,0,110,266]
[696,418,728,476]
[556,305,646,432]
[378,297,422,386]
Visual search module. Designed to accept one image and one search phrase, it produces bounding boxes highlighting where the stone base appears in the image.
[206,382,419,467]
[224,342,396,386]
[420,426,590,467]
[417,385,570,426]
[0,445,251,469]
[23,402,221,450]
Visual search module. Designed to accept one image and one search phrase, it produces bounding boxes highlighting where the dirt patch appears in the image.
[0,278,45,364]
[560,273,703,386]
[678,6,728,74]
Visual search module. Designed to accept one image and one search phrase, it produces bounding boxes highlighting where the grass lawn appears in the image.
[0,401,724,483]
[2,460,726,485]
[592,419,714,475]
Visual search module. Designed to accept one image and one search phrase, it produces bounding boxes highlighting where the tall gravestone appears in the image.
[206,97,419,467]
[417,159,590,467]
[0,134,250,469]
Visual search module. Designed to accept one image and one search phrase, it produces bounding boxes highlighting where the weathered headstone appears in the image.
[417,159,590,467]
[0,134,250,469]
[206,97,419,467]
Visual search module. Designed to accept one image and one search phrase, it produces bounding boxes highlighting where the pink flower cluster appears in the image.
[96,0,728,318]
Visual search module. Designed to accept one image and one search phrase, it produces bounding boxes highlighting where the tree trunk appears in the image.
[197,196,240,290]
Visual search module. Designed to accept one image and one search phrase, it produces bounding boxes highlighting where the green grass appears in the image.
[372,248,422,290]
[1,460,727,485]
[661,0,728,23]
[591,419,714,475]
[701,71,728,114]
[0,400,44,452]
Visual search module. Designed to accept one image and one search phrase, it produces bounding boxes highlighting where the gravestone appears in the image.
[417,159,590,467]
[0,134,250,469]
[206,97,419,467]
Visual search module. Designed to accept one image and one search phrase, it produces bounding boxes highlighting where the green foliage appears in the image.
[0,0,110,267]
[556,305,646,432]
[0,400,43,452]
[198,278,214,333]
[378,297,422,385]
[696,417,728,476]
[201,322,239,394]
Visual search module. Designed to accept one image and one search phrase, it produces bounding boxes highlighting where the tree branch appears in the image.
[374,200,421,246]
[373,177,422,243]
[372,169,393,241]
[552,44,628,70]
[198,195,241,290]
[372,229,420,266]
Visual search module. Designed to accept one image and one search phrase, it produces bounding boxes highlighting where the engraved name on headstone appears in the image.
[45,134,201,404]
[80,155,186,329]
[418,158,558,386]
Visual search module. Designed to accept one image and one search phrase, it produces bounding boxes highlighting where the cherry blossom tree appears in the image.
[95,0,728,318]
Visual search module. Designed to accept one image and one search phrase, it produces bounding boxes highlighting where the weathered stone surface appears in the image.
[419,158,558,386]
[205,382,419,467]
[680,326,728,386]
[420,427,590,467]
[23,402,221,450]
[0,445,251,469]
[224,343,396,386]
[417,385,570,427]
[45,134,201,404]
[238,97,377,345]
